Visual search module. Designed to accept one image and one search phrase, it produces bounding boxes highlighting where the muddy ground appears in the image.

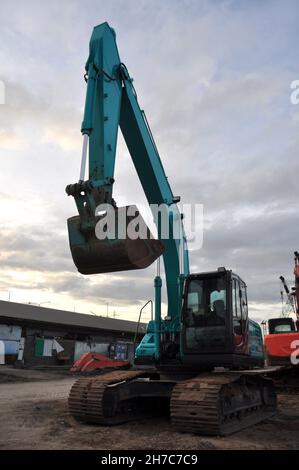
[0,367,298,450]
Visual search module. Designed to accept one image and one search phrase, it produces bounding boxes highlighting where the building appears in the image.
[0,300,146,366]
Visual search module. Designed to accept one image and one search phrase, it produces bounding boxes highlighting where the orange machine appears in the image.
[264,252,299,367]
[70,352,130,374]
[264,318,299,365]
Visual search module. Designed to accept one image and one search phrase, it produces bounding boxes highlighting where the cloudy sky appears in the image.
[0,0,298,323]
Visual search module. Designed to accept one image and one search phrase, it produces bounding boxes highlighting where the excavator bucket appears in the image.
[67,205,165,275]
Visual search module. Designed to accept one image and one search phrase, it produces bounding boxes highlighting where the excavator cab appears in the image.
[268,317,297,334]
[264,317,299,366]
[180,268,264,369]
[67,204,164,275]
[136,268,264,369]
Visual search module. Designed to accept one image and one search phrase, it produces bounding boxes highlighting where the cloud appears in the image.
[0,80,82,152]
[0,129,22,150]
[0,226,71,272]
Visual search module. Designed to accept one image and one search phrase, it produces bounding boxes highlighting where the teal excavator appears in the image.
[66,23,276,436]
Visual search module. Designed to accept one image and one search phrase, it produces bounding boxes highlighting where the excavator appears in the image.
[263,252,299,389]
[65,22,276,436]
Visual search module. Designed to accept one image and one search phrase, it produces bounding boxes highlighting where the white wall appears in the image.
[74,341,110,360]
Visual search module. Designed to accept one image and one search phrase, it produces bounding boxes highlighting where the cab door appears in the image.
[182,275,232,355]
[232,278,248,354]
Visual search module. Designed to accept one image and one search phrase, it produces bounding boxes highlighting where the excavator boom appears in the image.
[66,22,189,327]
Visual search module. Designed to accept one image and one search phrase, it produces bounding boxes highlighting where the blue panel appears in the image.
[3,340,19,355]
[0,324,21,341]
[248,320,264,359]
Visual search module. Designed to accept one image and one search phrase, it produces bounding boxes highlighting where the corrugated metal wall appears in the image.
[0,321,138,366]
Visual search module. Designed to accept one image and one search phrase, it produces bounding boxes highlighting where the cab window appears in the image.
[185,277,226,327]
[240,283,248,320]
[232,279,242,335]
[232,279,241,319]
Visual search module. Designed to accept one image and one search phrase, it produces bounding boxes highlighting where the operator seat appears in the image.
[212,299,225,325]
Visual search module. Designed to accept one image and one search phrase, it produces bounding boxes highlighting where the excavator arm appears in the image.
[66,22,189,358]
[119,64,190,321]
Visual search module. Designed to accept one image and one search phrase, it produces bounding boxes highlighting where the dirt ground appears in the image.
[0,367,298,450]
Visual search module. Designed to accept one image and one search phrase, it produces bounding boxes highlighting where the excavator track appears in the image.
[69,370,277,435]
[68,370,153,425]
[170,372,276,436]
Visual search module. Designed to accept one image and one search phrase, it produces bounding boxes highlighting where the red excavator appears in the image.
[264,252,299,389]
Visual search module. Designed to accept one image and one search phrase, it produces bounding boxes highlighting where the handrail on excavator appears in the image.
[133,300,153,351]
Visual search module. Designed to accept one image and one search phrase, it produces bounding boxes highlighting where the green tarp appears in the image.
[35,339,44,357]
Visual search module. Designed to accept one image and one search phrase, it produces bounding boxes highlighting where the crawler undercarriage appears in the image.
[68,369,276,436]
